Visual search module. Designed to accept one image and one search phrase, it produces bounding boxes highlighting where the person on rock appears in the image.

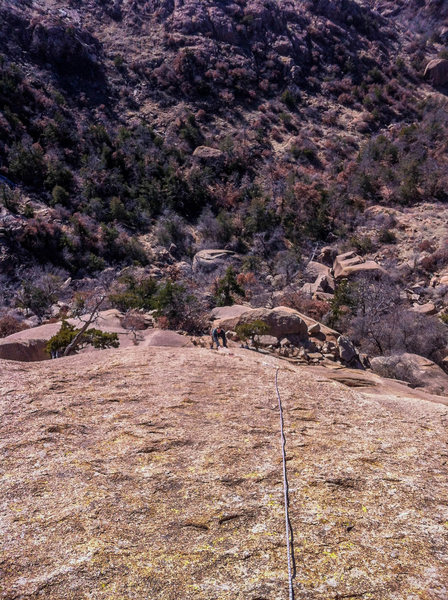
[211,326,227,349]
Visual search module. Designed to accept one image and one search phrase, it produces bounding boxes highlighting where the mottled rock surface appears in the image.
[424,58,448,86]
[1,346,448,599]
[371,353,448,396]
[215,306,308,340]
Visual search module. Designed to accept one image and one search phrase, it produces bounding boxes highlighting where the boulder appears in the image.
[257,335,279,347]
[0,309,149,361]
[192,249,236,273]
[411,302,438,316]
[424,58,448,86]
[304,261,330,281]
[371,353,448,396]
[337,335,358,364]
[29,22,100,77]
[308,323,321,335]
[0,339,47,362]
[215,306,308,340]
[140,329,193,348]
[210,305,248,329]
[192,146,224,163]
[333,251,387,279]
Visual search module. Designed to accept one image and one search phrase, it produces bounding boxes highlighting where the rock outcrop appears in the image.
[0,310,192,361]
[424,58,448,86]
[371,353,448,396]
[213,305,308,340]
[333,251,387,279]
[192,249,236,273]
[2,345,448,599]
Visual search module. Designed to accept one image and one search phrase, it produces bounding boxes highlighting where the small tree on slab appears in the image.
[46,320,119,357]
[235,320,269,351]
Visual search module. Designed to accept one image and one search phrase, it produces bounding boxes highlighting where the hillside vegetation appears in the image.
[0,0,447,367]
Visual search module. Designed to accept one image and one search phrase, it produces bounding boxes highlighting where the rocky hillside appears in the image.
[0,0,447,375]
[1,344,448,599]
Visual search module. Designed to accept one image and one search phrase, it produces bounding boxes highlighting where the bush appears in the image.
[349,235,374,255]
[46,320,119,357]
[213,266,245,306]
[0,315,28,338]
[109,275,158,311]
[51,185,70,206]
[153,280,206,333]
[235,320,269,350]
[378,228,397,244]
[280,292,330,322]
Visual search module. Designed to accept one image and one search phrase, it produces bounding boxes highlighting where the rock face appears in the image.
[214,305,308,340]
[337,335,359,364]
[0,339,47,362]
[29,21,101,77]
[192,146,224,163]
[0,310,192,362]
[411,302,438,316]
[2,345,448,599]
[424,58,448,86]
[192,249,236,273]
[371,353,448,396]
[333,251,387,279]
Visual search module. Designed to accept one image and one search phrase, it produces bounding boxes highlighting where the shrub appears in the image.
[0,315,28,338]
[349,235,374,255]
[378,228,397,244]
[16,282,56,321]
[46,320,119,357]
[109,275,158,311]
[281,89,299,110]
[153,280,206,333]
[8,143,46,187]
[213,266,245,306]
[280,292,330,322]
[235,320,269,350]
[51,185,70,206]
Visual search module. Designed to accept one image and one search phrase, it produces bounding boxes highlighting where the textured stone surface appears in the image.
[1,346,448,599]
[192,249,236,273]
[333,252,387,279]
[424,58,448,86]
[371,353,448,396]
[216,306,308,340]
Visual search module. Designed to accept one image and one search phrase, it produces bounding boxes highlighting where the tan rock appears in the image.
[371,353,448,396]
[192,146,224,161]
[333,251,387,279]
[424,58,448,86]
[308,323,321,335]
[410,302,438,316]
[214,306,308,340]
[192,249,236,273]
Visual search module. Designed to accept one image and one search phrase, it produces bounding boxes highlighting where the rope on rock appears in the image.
[275,366,295,600]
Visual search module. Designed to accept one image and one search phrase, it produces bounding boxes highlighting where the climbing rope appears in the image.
[275,367,295,600]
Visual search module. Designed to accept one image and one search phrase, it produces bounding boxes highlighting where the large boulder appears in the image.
[214,306,308,340]
[337,335,358,364]
[192,146,224,164]
[0,309,139,361]
[0,339,47,362]
[333,251,387,279]
[192,249,236,273]
[210,305,248,329]
[140,329,193,348]
[371,353,448,396]
[410,302,438,316]
[424,58,448,86]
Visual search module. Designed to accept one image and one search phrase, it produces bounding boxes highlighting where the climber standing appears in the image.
[211,326,227,349]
